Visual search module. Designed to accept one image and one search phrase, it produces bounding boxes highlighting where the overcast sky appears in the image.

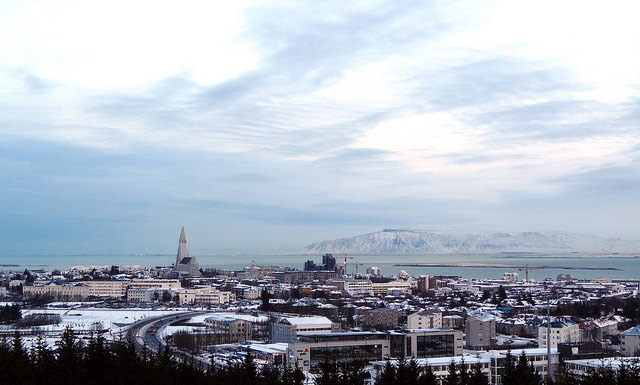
[1,0,639,255]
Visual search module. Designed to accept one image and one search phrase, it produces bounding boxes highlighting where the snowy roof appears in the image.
[621,324,640,336]
[566,357,640,370]
[205,313,269,323]
[469,314,496,322]
[278,316,332,326]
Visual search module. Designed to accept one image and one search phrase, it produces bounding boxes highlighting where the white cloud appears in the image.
[0,0,262,90]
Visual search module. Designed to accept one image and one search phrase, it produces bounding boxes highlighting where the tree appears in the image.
[503,352,541,385]
[376,360,397,385]
[316,355,339,385]
[55,328,86,384]
[260,289,272,312]
[24,269,35,284]
[498,285,507,301]
[445,360,459,385]
[501,351,516,385]
[458,359,470,385]
[469,364,489,385]
[419,365,438,385]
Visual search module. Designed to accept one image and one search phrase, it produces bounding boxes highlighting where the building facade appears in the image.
[466,314,497,349]
[407,310,443,329]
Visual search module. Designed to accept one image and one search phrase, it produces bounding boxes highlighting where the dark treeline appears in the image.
[0,329,305,385]
[3,330,640,385]
[374,358,489,385]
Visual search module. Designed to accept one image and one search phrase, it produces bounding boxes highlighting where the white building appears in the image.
[538,317,579,348]
[621,324,640,356]
[502,272,520,283]
[178,287,235,305]
[271,316,334,343]
[129,278,181,290]
[127,288,171,302]
[372,281,412,295]
[407,309,442,329]
[370,347,558,385]
[344,279,374,297]
[85,280,129,298]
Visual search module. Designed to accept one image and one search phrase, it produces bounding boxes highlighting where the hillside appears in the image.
[302,229,640,255]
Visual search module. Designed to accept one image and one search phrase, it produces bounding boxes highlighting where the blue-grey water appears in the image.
[2,253,639,281]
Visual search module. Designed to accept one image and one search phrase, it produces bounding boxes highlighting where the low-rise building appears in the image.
[127,288,170,302]
[273,271,337,284]
[288,332,391,371]
[129,278,181,290]
[271,316,334,343]
[357,307,399,330]
[538,317,579,349]
[287,329,463,372]
[344,279,374,297]
[621,324,640,356]
[407,309,442,329]
[372,281,412,295]
[204,313,270,343]
[370,348,558,385]
[85,280,129,299]
[23,281,89,300]
[178,287,235,305]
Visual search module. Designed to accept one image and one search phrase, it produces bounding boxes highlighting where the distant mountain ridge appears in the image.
[302,229,640,255]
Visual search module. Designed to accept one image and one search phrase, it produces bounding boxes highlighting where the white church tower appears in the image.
[172,226,201,277]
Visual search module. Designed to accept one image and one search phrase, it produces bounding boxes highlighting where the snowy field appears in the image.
[0,307,191,348]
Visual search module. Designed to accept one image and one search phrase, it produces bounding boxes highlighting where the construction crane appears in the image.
[518,264,546,283]
[341,254,353,275]
[354,261,364,276]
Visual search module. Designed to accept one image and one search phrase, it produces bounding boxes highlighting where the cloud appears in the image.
[1,1,639,253]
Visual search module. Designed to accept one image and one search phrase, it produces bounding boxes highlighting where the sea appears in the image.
[2,253,639,281]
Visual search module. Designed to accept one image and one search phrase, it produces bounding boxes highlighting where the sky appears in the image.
[1,0,639,255]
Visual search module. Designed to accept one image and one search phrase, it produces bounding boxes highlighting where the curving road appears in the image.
[126,311,211,368]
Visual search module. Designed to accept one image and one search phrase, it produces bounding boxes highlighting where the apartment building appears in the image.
[538,317,580,349]
[407,309,443,329]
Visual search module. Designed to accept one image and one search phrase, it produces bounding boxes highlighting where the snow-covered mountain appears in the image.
[302,229,640,255]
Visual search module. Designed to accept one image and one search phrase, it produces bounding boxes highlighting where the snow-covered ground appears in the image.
[0,307,189,346]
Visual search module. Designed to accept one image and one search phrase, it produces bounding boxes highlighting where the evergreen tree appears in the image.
[292,363,305,385]
[376,360,397,385]
[84,333,112,385]
[458,359,470,385]
[511,352,541,385]
[445,360,460,385]
[10,331,34,385]
[32,334,55,385]
[55,328,86,385]
[396,358,420,385]
[469,364,489,385]
[498,285,507,301]
[261,290,272,312]
[418,365,438,385]
[316,355,339,385]
[241,353,258,385]
[501,351,516,385]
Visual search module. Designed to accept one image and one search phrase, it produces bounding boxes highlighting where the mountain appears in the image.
[302,229,640,255]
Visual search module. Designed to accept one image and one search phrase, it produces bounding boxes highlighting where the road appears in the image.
[126,311,211,368]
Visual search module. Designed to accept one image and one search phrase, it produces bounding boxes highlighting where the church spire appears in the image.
[172,226,200,277]
[176,225,188,264]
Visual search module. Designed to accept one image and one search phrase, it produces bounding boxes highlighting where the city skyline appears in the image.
[1,1,639,255]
